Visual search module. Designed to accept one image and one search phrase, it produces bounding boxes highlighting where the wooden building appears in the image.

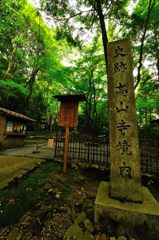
[0,107,34,149]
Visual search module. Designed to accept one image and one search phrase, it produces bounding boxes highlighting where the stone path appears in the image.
[1,143,55,160]
[0,155,45,189]
[0,144,55,189]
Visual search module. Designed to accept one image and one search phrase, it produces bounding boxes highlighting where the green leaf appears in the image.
[0,80,28,95]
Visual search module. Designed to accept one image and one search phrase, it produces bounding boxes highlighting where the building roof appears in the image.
[53,94,86,102]
[0,107,35,122]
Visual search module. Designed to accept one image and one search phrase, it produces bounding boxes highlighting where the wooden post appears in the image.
[63,126,69,173]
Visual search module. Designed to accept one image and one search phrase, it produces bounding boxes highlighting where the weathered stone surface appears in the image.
[117,236,127,240]
[74,211,86,224]
[95,233,109,240]
[83,230,94,240]
[85,208,94,221]
[84,218,94,233]
[107,38,142,202]
[64,223,83,240]
[55,193,61,199]
[82,200,93,211]
[110,237,116,240]
[100,233,108,240]
[7,227,23,240]
[94,181,159,240]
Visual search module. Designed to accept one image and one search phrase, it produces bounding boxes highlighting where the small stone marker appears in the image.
[47,138,54,148]
[107,38,142,202]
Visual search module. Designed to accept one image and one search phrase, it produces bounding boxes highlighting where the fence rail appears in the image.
[54,134,159,176]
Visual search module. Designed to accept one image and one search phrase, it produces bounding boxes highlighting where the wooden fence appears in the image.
[54,134,159,176]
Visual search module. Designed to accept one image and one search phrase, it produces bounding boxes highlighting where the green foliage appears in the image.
[65,35,108,134]
[136,68,159,126]
[0,0,159,131]
[0,80,28,95]
[0,0,73,121]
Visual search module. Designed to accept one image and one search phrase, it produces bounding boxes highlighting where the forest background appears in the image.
[0,0,159,136]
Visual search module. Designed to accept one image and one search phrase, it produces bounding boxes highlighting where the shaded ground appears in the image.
[0,161,108,239]
[0,145,159,240]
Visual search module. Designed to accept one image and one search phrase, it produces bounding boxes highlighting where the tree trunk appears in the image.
[26,66,40,109]
[157,58,159,82]
[6,47,17,78]
[96,0,108,72]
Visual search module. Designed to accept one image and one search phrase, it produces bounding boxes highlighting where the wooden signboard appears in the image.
[58,102,78,128]
[54,94,86,173]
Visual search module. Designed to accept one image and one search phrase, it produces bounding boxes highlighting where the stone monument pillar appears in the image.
[107,38,142,202]
[94,38,159,240]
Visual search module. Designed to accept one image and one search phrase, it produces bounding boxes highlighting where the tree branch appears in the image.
[65,9,95,21]
[134,0,157,89]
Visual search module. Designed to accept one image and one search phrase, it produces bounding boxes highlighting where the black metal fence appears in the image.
[140,138,159,175]
[54,134,159,176]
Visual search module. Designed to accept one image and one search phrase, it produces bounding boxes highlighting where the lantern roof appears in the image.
[53,94,86,102]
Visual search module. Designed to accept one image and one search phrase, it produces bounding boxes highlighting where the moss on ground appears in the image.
[0,162,64,226]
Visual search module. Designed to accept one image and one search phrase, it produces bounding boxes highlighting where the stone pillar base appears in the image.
[94,181,159,240]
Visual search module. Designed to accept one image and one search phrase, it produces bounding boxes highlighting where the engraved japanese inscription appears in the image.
[107,38,142,202]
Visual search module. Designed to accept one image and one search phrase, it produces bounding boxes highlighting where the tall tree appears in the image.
[41,0,130,73]
[120,0,159,89]
[67,34,108,134]
[134,0,158,89]
[0,0,71,119]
